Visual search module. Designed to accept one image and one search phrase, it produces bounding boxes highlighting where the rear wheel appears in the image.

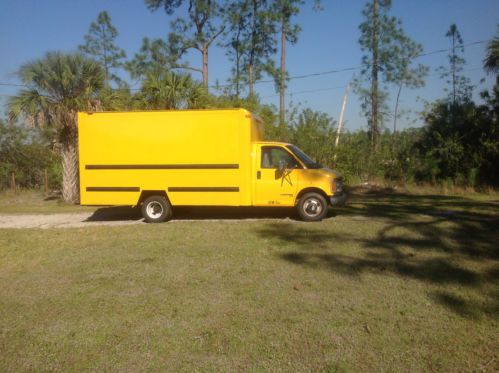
[141,195,173,223]
[297,192,328,222]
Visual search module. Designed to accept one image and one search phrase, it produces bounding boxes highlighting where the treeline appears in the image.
[270,88,498,188]
[3,85,497,190]
[0,123,60,190]
[2,1,498,200]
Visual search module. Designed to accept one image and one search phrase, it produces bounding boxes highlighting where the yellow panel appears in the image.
[78,109,261,207]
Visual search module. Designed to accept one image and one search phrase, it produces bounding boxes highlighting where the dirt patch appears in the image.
[0,213,143,229]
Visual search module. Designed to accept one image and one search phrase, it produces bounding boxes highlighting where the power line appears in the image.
[416,40,485,58]
[259,67,487,99]
[0,40,488,93]
[0,66,488,100]
[261,85,347,98]
[0,83,26,87]
[211,66,361,89]
[210,40,487,90]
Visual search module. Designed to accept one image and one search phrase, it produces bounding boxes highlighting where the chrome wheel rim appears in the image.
[303,198,323,218]
[146,201,164,219]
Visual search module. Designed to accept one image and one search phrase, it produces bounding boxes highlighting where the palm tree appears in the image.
[483,28,499,83]
[9,52,103,203]
[138,71,207,110]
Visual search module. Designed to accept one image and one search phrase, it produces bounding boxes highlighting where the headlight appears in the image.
[332,177,343,194]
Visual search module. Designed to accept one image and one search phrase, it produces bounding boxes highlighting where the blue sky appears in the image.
[0,0,498,131]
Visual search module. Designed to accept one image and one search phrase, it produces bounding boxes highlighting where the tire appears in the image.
[297,192,328,222]
[141,195,173,223]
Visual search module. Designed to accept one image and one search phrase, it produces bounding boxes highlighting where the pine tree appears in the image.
[271,0,304,125]
[79,11,126,87]
[145,0,225,90]
[439,24,472,103]
[356,0,425,151]
[223,0,276,97]
[125,37,195,80]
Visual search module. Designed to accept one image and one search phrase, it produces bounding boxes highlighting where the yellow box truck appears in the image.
[78,109,345,222]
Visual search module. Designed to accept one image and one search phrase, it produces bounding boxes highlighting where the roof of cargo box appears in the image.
[80,108,252,115]
[78,108,263,126]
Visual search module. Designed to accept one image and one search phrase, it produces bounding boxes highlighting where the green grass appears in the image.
[0,190,498,371]
[0,190,96,214]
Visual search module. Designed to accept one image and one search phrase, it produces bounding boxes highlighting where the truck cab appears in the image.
[253,141,346,221]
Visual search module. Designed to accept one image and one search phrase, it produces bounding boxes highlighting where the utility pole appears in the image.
[334,84,350,161]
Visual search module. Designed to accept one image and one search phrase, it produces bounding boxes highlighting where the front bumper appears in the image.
[330,192,347,206]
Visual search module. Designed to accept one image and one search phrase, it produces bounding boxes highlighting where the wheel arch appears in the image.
[295,187,329,206]
[137,190,169,206]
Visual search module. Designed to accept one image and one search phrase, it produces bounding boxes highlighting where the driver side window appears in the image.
[261,147,299,169]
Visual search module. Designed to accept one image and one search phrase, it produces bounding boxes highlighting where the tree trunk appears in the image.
[248,0,258,98]
[280,18,286,126]
[202,47,209,90]
[61,140,79,204]
[451,32,456,104]
[392,85,402,155]
[248,64,254,97]
[101,24,110,88]
[371,0,379,152]
[235,56,241,98]
[235,34,241,98]
[393,85,402,134]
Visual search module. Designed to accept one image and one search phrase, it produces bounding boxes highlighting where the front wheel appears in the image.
[297,192,328,222]
[141,195,173,223]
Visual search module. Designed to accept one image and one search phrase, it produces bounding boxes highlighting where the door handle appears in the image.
[257,171,261,179]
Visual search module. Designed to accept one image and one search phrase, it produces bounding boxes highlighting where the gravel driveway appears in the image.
[0,206,307,229]
[0,212,143,229]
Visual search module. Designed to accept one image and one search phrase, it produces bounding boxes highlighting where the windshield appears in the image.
[286,145,322,169]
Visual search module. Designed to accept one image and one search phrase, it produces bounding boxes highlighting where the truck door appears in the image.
[254,145,300,206]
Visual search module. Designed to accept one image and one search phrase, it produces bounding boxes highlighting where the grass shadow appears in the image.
[85,206,337,222]
[256,190,499,319]
[43,195,61,201]
[85,206,143,222]
[430,290,499,320]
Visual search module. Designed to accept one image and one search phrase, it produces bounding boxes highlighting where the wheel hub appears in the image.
[146,201,164,218]
[303,198,322,217]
